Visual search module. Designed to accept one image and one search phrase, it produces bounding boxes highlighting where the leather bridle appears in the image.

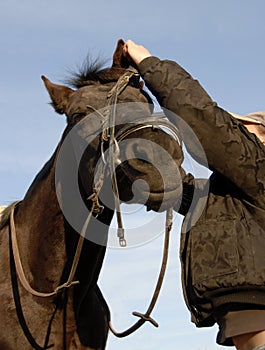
[8,67,181,348]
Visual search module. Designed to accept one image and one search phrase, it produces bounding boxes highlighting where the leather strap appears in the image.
[9,201,96,298]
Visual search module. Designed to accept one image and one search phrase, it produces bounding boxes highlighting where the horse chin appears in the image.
[144,188,182,213]
[116,171,182,213]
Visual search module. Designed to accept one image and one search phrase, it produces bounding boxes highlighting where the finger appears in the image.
[123,41,129,56]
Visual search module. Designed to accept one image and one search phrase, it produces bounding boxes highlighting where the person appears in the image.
[123,40,265,350]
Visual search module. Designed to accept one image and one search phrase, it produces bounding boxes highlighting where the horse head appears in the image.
[42,39,184,232]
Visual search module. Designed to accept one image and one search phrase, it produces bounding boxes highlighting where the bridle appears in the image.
[8,67,182,348]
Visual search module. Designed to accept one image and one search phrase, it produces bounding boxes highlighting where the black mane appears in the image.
[65,55,126,89]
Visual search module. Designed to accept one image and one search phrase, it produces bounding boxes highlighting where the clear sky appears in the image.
[1,1,265,349]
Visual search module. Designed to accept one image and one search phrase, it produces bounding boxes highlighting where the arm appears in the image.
[123,41,265,207]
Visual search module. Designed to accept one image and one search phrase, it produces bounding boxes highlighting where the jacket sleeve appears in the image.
[138,57,265,208]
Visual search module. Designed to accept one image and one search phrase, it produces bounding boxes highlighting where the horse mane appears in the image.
[65,55,127,89]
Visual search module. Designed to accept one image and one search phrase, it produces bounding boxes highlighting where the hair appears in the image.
[65,55,127,89]
[64,53,154,105]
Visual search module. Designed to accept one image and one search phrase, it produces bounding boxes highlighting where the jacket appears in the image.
[138,57,265,329]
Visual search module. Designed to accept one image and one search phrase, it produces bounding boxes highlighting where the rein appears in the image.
[102,69,178,337]
[9,199,99,350]
[9,199,98,298]
[109,208,173,337]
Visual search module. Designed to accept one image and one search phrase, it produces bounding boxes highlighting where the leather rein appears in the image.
[8,67,180,348]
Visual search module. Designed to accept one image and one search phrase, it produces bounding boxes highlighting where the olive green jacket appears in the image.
[138,57,265,329]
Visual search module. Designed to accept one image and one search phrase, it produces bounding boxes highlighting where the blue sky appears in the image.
[1,1,265,349]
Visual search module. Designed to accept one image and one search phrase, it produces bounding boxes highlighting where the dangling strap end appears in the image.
[117,228,126,247]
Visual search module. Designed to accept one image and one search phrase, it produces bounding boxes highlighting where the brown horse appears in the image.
[0,40,184,349]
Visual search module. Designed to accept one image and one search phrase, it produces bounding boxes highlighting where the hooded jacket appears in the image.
[138,57,265,331]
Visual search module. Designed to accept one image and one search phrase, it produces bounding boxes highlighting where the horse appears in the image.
[0,39,184,350]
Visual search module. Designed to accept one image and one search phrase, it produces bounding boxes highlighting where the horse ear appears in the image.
[41,75,74,115]
[112,38,130,68]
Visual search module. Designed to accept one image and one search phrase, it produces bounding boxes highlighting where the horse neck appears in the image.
[14,150,67,293]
